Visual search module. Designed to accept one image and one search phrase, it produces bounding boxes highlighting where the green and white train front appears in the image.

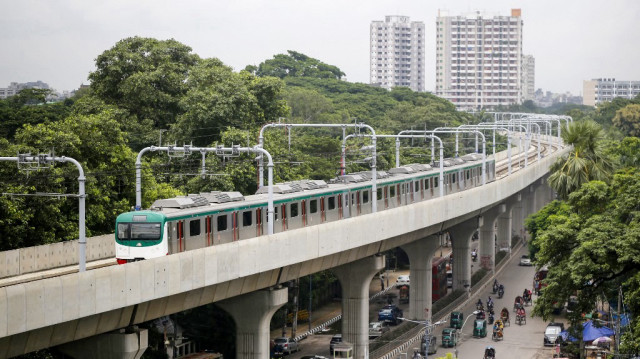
[115,212,168,264]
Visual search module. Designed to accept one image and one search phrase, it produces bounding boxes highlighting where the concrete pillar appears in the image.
[332,255,385,359]
[449,217,482,292]
[400,236,439,321]
[535,179,550,212]
[218,287,288,359]
[511,193,525,242]
[479,205,505,273]
[57,327,148,359]
[497,194,520,252]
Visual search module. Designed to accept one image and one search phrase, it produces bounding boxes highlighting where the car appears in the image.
[369,321,389,338]
[421,334,437,355]
[446,270,453,288]
[378,304,403,325]
[396,275,410,285]
[273,337,299,354]
[566,296,578,313]
[301,356,328,359]
[519,254,532,266]
[329,334,342,354]
[544,322,565,346]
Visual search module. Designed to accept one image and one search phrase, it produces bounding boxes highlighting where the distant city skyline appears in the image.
[1,0,639,95]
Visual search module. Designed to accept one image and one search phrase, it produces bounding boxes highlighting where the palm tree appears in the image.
[548,120,615,199]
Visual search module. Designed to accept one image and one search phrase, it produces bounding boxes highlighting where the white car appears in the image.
[519,255,532,266]
[396,275,410,285]
[369,321,389,338]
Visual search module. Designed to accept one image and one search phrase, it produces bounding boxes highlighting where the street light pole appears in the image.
[455,310,480,358]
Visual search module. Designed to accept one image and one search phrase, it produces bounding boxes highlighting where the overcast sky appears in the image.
[1,0,639,95]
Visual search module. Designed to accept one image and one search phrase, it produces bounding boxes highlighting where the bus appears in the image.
[432,257,448,301]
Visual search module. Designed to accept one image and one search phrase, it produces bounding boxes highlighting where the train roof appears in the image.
[131,154,492,218]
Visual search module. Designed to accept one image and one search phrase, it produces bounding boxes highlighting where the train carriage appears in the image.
[115,155,495,263]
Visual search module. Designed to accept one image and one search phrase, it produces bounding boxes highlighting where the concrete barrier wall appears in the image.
[0,234,114,279]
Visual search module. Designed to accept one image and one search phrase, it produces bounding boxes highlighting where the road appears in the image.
[281,243,566,359]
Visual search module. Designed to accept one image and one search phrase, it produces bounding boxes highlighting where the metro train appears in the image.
[115,154,496,263]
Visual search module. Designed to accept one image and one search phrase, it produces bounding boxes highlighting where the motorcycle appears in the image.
[498,285,505,299]
[488,310,495,324]
[471,250,478,262]
[492,281,499,294]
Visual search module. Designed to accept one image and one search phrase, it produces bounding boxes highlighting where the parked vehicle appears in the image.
[441,328,458,347]
[396,275,410,285]
[519,254,532,266]
[369,321,389,339]
[273,337,299,354]
[378,305,403,325]
[446,270,453,288]
[544,323,565,346]
[449,311,463,329]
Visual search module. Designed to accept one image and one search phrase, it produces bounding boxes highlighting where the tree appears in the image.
[255,51,345,80]
[529,171,640,352]
[171,59,288,146]
[88,37,199,129]
[612,103,640,137]
[547,120,615,199]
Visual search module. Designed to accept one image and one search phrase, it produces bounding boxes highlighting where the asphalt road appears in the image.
[282,244,566,359]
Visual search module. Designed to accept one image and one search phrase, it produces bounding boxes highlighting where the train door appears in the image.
[301,200,307,227]
[396,184,401,207]
[419,180,424,200]
[337,194,343,219]
[384,186,389,209]
[308,198,319,225]
[280,204,288,232]
[409,182,414,203]
[320,197,326,223]
[256,208,263,236]
[215,213,231,244]
[288,202,302,230]
[356,191,361,215]
[206,216,212,246]
[177,220,184,252]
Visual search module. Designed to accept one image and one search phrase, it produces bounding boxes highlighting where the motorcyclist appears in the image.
[487,296,494,310]
[498,284,505,298]
[493,279,499,293]
[488,310,494,324]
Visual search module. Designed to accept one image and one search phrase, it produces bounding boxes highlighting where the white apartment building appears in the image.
[0,82,20,99]
[370,15,425,92]
[583,78,640,106]
[436,9,524,109]
[523,55,535,101]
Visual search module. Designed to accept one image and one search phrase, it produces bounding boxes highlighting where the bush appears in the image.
[432,290,466,315]
[471,268,488,286]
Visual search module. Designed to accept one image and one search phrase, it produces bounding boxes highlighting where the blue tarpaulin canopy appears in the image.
[560,321,615,342]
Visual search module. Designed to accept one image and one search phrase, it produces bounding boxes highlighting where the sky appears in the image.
[1,0,639,95]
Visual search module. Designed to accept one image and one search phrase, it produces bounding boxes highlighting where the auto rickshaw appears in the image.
[500,307,510,327]
[441,328,458,347]
[473,319,487,338]
[450,311,463,329]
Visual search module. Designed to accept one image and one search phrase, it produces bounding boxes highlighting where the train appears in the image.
[115,153,496,263]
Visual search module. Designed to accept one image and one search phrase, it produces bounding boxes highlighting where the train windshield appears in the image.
[118,222,161,241]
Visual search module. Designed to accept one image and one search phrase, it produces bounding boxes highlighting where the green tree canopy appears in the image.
[528,171,640,352]
[253,50,345,80]
[612,103,640,137]
[88,36,200,129]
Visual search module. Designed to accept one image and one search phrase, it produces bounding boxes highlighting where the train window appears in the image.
[217,215,228,231]
[328,196,336,210]
[377,188,382,199]
[390,186,396,197]
[452,173,456,183]
[274,207,278,220]
[242,211,252,227]
[466,170,470,180]
[290,203,299,217]
[434,177,439,187]
[189,219,201,237]
[363,190,369,203]
[415,181,420,192]
[310,199,318,213]
[425,178,430,189]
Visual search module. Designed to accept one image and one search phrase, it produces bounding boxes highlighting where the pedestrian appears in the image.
[380,277,385,291]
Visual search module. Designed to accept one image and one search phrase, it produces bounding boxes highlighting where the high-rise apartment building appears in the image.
[522,55,535,101]
[436,9,524,109]
[370,16,425,92]
[583,78,640,106]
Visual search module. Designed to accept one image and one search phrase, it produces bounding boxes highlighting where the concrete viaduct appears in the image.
[0,137,569,359]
